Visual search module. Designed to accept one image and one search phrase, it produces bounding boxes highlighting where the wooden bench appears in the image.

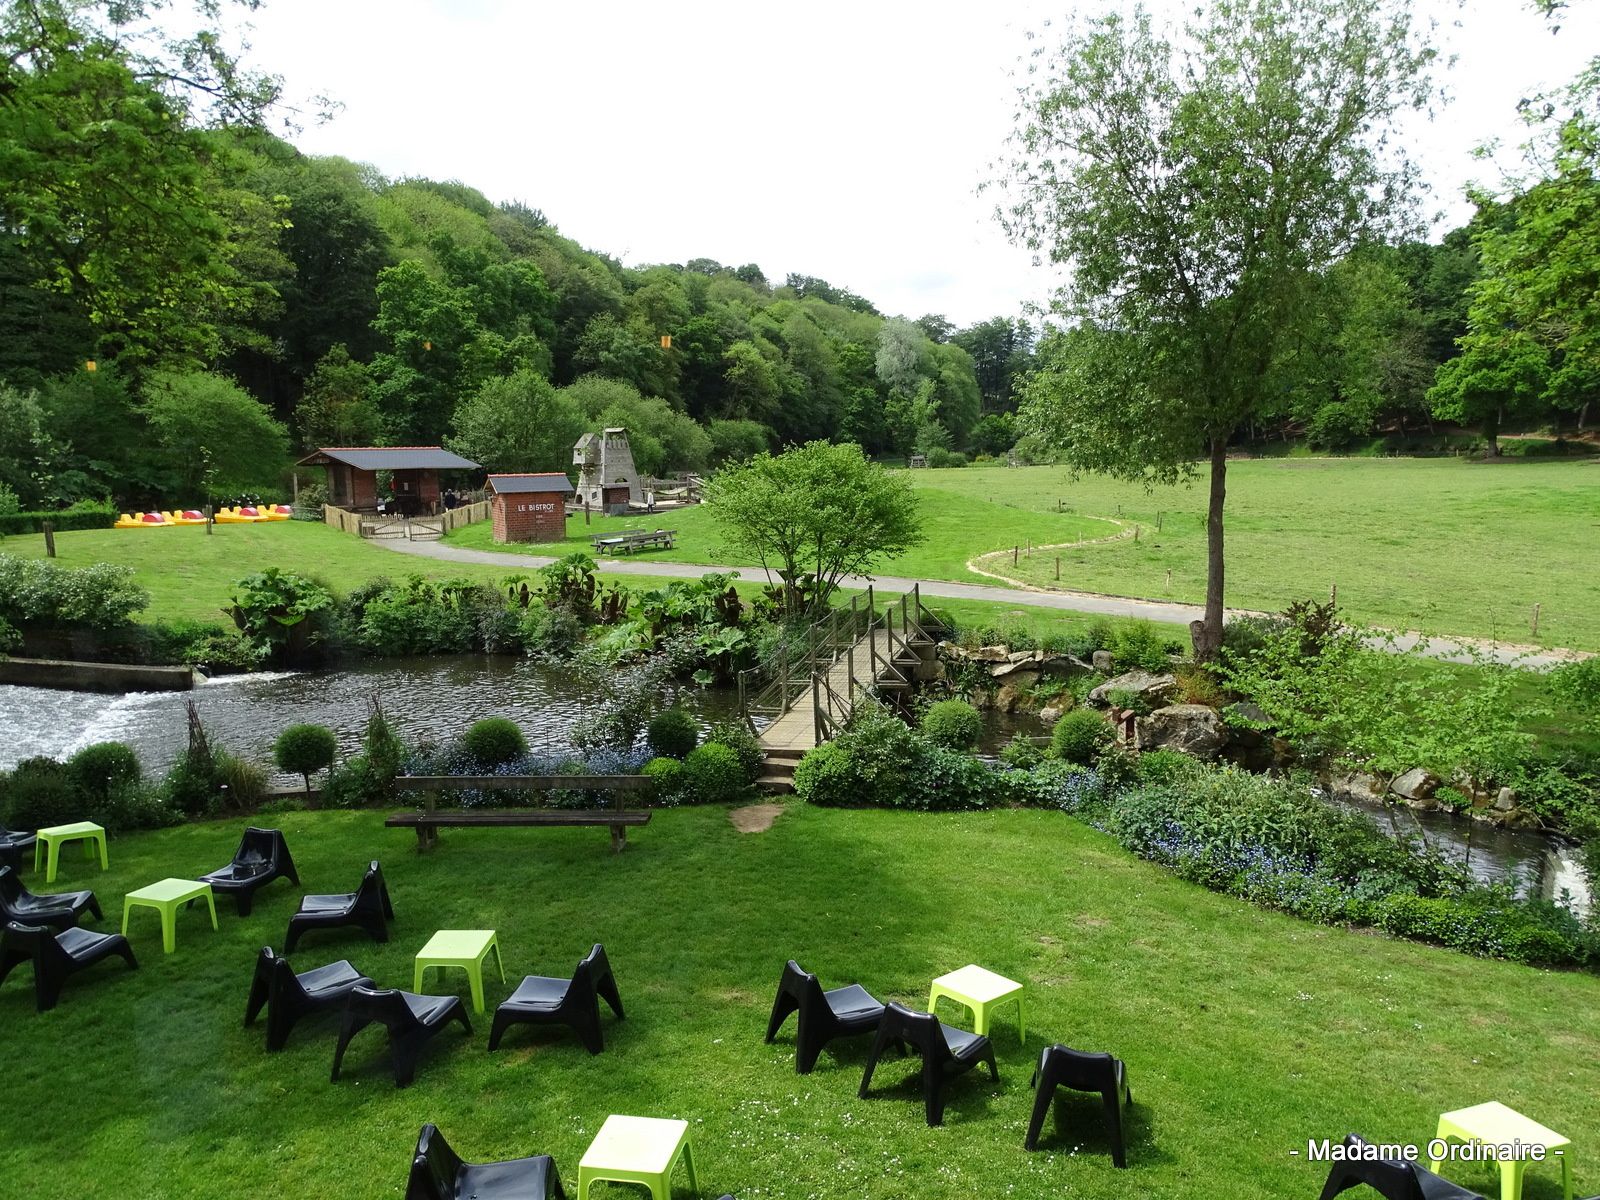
[589,529,677,555]
[387,775,654,853]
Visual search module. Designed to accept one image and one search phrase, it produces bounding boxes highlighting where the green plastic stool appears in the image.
[413,929,505,1013]
[121,878,218,954]
[928,963,1025,1042]
[35,821,109,884]
[578,1114,698,1200]
[1427,1101,1573,1200]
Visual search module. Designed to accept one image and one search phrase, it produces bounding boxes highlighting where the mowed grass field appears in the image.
[922,458,1600,650]
[5,804,1596,1200]
[449,456,1600,649]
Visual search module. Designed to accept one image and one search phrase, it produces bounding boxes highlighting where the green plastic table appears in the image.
[928,963,1025,1042]
[413,929,505,1013]
[1427,1101,1573,1200]
[34,821,109,883]
[578,1114,698,1200]
[121,878,218,954]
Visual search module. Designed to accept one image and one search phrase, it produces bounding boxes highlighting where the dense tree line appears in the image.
[0,1,1038,511]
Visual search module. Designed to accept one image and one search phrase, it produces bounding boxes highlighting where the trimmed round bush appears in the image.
[1050,709,1113,764]
[646,708,699,760]
[921,699,983,751]
[65,742,141,802]
[683,742,746,805]
[641,756,688,804]
[273,724,338,793]
[462,717,527,768]
[2,757,84,829]
[707,720,764,783]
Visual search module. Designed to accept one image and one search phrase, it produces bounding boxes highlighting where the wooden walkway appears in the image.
[746,585,943,754]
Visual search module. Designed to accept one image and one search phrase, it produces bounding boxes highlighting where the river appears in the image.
[0,658,1585,913]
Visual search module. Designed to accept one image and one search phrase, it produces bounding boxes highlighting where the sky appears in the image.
[225,0,1600,327]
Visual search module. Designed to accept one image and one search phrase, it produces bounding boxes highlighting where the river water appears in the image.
[0,658,1586,913]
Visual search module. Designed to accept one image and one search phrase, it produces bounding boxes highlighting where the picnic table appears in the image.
[589,528,677,555]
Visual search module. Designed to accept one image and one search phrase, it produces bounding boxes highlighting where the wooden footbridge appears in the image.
[740,585,946,791]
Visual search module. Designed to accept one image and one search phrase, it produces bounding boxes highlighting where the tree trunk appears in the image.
[1579,401,1589,432]
[1192,438,1228,662]
[1485,408,1500,457]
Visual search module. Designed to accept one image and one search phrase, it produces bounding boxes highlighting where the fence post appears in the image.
[1055,556,1060,581]
[813,673,823,743]
[204,504,213,535]
[1013,545,1019,566]
[1531,603,1541,639]
[1330,583,1337,606]
[42,520,55,558]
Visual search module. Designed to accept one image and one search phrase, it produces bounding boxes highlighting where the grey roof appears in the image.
[487,473,575,495]
[296,447,480,471]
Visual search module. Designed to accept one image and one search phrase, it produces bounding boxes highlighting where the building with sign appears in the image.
[486,473,575,543]
[295,446,480,516]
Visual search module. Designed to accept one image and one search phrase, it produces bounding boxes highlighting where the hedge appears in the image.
[0,504,118,535]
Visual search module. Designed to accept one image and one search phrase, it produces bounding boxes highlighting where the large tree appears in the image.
[704,441,922,616]
[997,0,1433,659]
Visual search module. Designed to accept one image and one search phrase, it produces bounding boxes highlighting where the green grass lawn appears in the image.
[7,805,1595,1200]
[918,459,1600,650]
[444,488,1114,581]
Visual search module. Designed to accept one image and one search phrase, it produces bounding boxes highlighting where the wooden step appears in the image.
[757,775,796,794]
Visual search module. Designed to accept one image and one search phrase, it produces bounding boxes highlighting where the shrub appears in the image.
[2,757,84,828]
[0,501,118,536]
[646,708,699,760]
[794,708,923,808]
[641,755,689,804]
[353,575,498,656]
[227,569,335,665]
[921,699,983,751]
[706,720,764,783]
[1106,686,1155,716]
[290,479,327,520]
[274,724,338,794]
[91,780,182,831]
[65,742,141,803]
[1084,618,1115,655]
[216,752,269,811]
[323,708,407,809]
[518,605,586,659]
[1220,614,1290,666]
[925,447,968,468]
[1000,733,1044,770]
[683,743,746,804]
[1175,664,1226,707]
[164,747,224,817]
[0,555,148,630]
[1135,748,1197,787]
[462,717,527,769]
[1111,620,1171,672]
[1051,710,1112,764]
[147,620,264,672]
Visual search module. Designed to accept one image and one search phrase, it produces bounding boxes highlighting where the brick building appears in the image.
[487,473,575,543]
[296,446,480,515]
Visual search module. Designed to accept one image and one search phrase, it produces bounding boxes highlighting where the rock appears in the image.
[1091,650,1115,673]
[1007,650,1038,663]
[1038,654,1093,680]
[1390,768,1440,802]
[989,660,1042,683]
[1225,700,1273,730]
[1135,704,1227,759]
[993,684,1024,713]
[1494,786,1517,813]
[969,645,1009,663]
[1330,772,1385,804]
[1039,704,1065,724]
[1087,669,1176,709]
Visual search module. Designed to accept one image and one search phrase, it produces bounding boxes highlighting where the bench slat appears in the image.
[386,810,653,828]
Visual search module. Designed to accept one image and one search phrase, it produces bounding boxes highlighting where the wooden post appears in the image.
[1054,556,1060,581]
[1330,583,1338,606]
[41,520,55,558]
[1134,526,1139,542]
[1166,569,1172,591]
[1013,545,1019,566]
[1027,539,1031,557]
[204,504,213,535]
[1157,511,1163,531]
[584,499,591,525]
[1531,603,1541,639]
[291,472,300,504]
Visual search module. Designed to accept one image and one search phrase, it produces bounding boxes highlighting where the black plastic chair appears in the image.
[1319,1134,1489,1200]
[285,860,393,952]
[765,959,886,1074]
[244,946,374,1051]
[1025,1043,1133,1166]
[0,824,35,868]
[202,827,300,916]
[858,1001,997,1126]
[0,864,101,931]
[332,985,472,1087]
[0,920,137,1011]
[406,1123,568,1200]
[488,944,623,1054]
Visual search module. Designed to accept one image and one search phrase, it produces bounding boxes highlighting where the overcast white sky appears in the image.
[231,0,1599,327]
